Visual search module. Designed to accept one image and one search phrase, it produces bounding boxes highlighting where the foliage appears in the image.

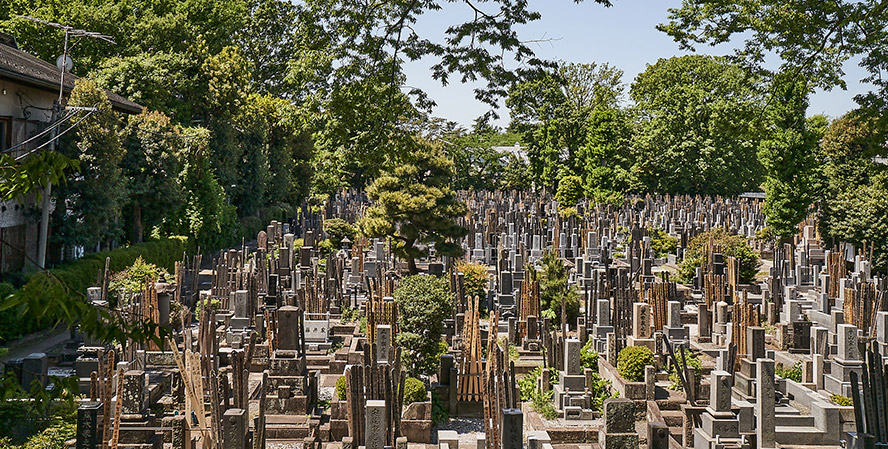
[536,250,580,326]
[556,175,585,208]
[775,362,802,383]
[195,297,221,319]
[162,127,238,251]
[293,0,614,191]
[759,78,819,241]
[648,228,678,259]
[323,218,357,249]
[677,228,761,284]
[630,55,766,196]
[0,373,79,443]
[818,113,888,272]
[581,109,634,205]
[0,237,187,346]
[508,61,626,189]
[617,346,653,382]
[830,394,854,407]
[431,391,449,426]
[455,261,491,302]
[121,111,184,243]
[394,275,454,377]
[108,257,169,306]
[335,376,347,401]
[52,78,126,249]
[0,283,50,346]
[668,348,702,390]
[340,307,361,324]
[359,143,468,274]
[403,377,428,405]
[516,366,560,420]
[581,338,599,370]
[444,128,524,191]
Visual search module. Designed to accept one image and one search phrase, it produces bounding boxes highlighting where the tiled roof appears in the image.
[0,41,141,114]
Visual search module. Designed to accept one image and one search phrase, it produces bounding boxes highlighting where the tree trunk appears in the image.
[131,203,143,244]
[408,257,418,275]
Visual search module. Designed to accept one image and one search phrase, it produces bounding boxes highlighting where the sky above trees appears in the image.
[403,0,871,127]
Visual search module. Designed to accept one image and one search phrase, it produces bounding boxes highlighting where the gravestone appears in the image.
[501,409,524,449]
[76,402,101,449]
[222,408,247,449]
[365,400,386,449]
[755,360,776,449]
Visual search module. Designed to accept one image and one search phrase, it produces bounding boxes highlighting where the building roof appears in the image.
[0,38,141,114]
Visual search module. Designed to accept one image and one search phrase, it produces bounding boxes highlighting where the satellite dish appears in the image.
[56,54,73,72]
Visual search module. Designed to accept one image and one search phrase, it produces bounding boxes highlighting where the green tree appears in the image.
[556,175,585,207]
[395,275,454,377]
[536,250,580,327]
[163,127,237,250]
[507,61,626,189]
[359,143,468,274]
[580,109,634,204]
[758,78,818,240]
[53,78,125,251]
[122,111,184,243]
[323,218,357,249]
[630,55,766,196]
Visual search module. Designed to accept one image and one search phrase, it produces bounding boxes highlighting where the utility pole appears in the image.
[19,16,114,269]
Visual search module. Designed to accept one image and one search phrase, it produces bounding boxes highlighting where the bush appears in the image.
[403,377,427,404]
[395,275,454,377]
[431,391,449,425]
[677,228,761,284]
[648,227,678,258]
[556,175,584,207]
[455,261,490,301]
[0,237,188,345]
[830,393,853,406]
[618,346,653,382]
[336,376,347,401]
[668,348,702,390]
[194,297,221,318]
[323,218,357,249]
[581,338,598,370]
[775,362,802,382]
[517,366,559,420]
[538,250,580,326]
[108,257,169,306]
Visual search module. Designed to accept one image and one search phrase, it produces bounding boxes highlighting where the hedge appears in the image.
[0,237,188,345]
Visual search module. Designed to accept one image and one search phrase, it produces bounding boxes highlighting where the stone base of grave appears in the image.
[693,428,744,449]
[664,326,687,342]
[700,412,739,438]
[829,358,863,381]
[626,336,655,352]
[523,339,542,352]
[118,416,160,446]
[269,354,308,375]
[598,431,639,449]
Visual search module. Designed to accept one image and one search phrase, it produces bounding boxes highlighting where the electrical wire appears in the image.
[0,109,81,154]
[14,110,97,162]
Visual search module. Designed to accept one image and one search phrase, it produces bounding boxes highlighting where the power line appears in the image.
[0,109,80,155]
[14,109,98,162]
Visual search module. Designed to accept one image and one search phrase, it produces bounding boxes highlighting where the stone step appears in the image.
[775,404,801,415]
[660,410,685,428]
[775,414,815,427]
[775,426,829,445]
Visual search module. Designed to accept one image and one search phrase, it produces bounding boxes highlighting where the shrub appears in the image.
[677,228,761,284]
[581,338,598,370]
[618,346,653,382]
[668,348,702,390]
[517,367,560,420]
[556,175,585,207]
[323,218,357,249]
[455,261,490,301]
[336,376,347,401]
[830,393,853,406]
[195,297,221,318]
[403,377,427,404]
[395,275,454,377]
[431,391,449,425]
[648,227,678,259]
[775,362,802,383]
[108,257,169,306]
[1,237,188,345]
[537,250,580,326]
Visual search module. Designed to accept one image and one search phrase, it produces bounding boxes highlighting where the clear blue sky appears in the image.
[402,0,870,129]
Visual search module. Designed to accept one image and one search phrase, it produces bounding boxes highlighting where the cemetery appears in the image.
[3,192,885,449]
[1,2,886,449]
